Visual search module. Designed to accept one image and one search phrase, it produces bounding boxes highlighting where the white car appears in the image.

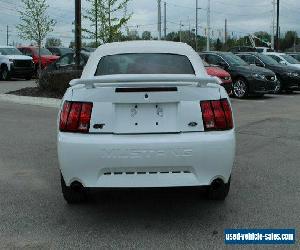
[57,41,236,204]
[255,47,274,53]
[0,46,34,80]
[264,52,300,69]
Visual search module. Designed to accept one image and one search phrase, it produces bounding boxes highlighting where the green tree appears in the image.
[17,0,56,73]
[165,31,207,51]
[281,31,298,51]
[127,29,140,40]
[45,37,62,47]
[166,32,180,42]
[142,31,152,40]
[83,0,132,45]
[214,38,222,51]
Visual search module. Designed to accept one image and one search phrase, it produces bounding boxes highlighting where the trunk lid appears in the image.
[70,75,221,134]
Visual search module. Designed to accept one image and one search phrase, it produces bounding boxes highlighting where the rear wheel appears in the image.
[1,66,10,81]
[61,173,87,204]
[25,75,32,80]
[233,78,248,98]
[206,177,231,201]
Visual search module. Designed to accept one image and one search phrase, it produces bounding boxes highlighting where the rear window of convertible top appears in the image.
[95,53,195,75]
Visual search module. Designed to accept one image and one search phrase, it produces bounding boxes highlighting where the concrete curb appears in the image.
[0,94,61,108]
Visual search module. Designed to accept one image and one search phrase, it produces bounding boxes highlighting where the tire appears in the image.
[274,76,283,94]
[206,177,231,201]
[61,173,87,204]
[25,75,32,80]
[233,78,248,98]
[1,66,10,81]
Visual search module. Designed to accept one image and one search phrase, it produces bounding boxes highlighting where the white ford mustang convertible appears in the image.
[57,41,236,203]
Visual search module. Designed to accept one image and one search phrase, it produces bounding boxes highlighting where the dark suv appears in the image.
[236,52,300,93]
[199,52,277,98]
[47,47,74,57]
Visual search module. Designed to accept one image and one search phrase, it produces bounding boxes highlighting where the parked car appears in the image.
[45,52,89,71]
[47,47,74,57]
[255,47,274,53]
[203,60,232,93]
[39,52,90,94]
[81,47,96,53]
[18,46,59,71]
[199,52,277,98]
[264,52,300,69]
[236,52,300,93]
[287,52,300,62]
[58,41,235,203]
[229,46,256,53]
[0,46,34,80]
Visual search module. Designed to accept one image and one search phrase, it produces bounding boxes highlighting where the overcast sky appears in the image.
[0,0,299,46]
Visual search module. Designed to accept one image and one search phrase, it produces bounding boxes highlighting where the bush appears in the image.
[38,69,83,95]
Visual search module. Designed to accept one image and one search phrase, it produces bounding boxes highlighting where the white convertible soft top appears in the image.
[81,41,208,78]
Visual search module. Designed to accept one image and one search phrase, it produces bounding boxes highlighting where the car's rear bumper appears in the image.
[58,131,235,188]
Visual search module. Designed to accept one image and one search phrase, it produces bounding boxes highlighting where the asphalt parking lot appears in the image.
[0,79,36,94]
[0,87,299,249]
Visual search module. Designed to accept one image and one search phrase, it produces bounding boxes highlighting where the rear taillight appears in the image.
[200,98,233,131]
[59,101,93,133]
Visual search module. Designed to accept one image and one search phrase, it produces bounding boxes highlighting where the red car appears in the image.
[203,61,232,94]
[18,46,59,70]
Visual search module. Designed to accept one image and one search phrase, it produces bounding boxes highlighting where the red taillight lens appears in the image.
[66,102,82,131]
[211,100,227,129]
[200,98,233,131]
[220,99,233,129]
[78,103,93,132]
[59,101,93,133]
[59,101,71,130]
[200,101,215,129]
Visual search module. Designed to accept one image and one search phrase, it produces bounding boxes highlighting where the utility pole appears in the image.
[6,25,9,46]
[206,0,211,51]
[95,0,98,46]
[196,0,198,51]
[179,21,182,42]
[157,0,161,40]
[224,19,227,45]
[195,0,201,52]
[164,2,167,40]
[75,0,82,69]
[276,0,280,51]
[271,0,275,49]
[124,2,129,37]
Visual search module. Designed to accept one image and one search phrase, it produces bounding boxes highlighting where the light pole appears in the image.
[179,20,182,42]
[206,0,211,51]
[276,0,280,51]
[164,2,167,40]
[158,0,162,40]
[195,0,202,52]
[75,0,82,69]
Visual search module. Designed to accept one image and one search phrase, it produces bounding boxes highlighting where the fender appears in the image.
[0,56,12,71]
